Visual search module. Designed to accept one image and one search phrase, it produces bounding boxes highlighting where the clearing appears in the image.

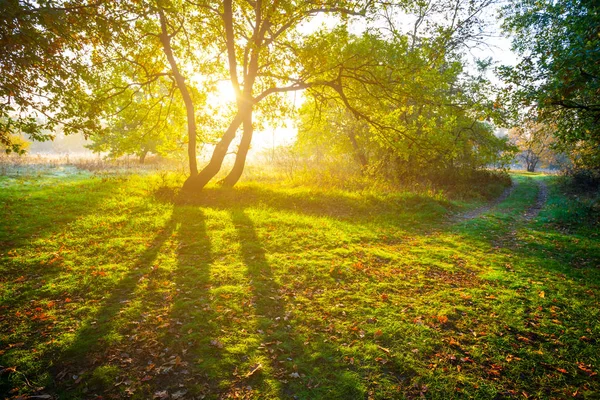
[0,172,598,399]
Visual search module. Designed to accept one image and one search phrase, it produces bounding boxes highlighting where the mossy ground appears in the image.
[0,172,598,399]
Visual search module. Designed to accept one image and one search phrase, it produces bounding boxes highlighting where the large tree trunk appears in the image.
[186,0,265,193]
[220,109,253,187]
[158,9,198,176]
[181,112,244,192]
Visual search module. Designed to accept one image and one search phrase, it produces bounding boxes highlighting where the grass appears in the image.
[0,171,599,399]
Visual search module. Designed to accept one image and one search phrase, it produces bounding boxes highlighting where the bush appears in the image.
[569,169,600,191]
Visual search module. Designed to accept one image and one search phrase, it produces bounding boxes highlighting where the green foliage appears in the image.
[500,0,600,171]
[296,28,514,184]
[0,0,116,148]
[86,81,188,162]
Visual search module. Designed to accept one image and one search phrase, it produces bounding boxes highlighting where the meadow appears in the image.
[0,168,599,399]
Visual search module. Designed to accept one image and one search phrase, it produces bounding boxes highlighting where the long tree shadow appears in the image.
[0,177,162,395]
[229,209,368,399]
[154,205,221,398]
[46,216,178,397]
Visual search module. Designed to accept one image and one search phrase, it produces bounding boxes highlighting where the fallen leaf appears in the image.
[154,390,169,399]
[245,363,262,378]
[172,390,188,399]
[577,362,597,377]
[377,345,390,354]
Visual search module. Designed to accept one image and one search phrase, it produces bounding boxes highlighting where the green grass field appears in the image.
[1,172,599,399]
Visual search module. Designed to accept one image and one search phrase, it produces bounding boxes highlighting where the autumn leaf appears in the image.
[577,362,597,377]
[245,363,262,378]
[153,390,169,399]
[377,345,390,354]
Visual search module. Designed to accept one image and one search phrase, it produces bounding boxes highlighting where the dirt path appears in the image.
[523,180,548,221]
[452,177,548,225]
[453,179,518,222]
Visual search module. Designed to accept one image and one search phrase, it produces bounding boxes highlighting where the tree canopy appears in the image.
[500,0,600,171]
[2,0,516,188]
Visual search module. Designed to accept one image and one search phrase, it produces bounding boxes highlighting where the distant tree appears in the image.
[500,0,600,172]
[509,122,556,172]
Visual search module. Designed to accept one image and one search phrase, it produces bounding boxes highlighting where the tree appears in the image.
[295,26,512,184]
[0,1,139,154]
[85,80,188,163]
[500,0,600,171]
[180,0,377,192]
[509,121,556,172]
[2,0,504,191]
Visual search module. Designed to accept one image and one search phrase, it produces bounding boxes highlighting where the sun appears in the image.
[210,79,237,107]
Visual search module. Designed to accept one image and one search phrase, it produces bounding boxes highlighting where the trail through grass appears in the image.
[0,173,598,399]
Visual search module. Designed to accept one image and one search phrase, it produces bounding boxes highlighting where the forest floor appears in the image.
[0,171,599,399]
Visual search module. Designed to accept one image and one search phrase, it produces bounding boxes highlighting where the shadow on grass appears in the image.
[228,209,370,399]
[0,178,139,396]
[168,185,454,232]
[46,218,178,397]
[159,206,221,397]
